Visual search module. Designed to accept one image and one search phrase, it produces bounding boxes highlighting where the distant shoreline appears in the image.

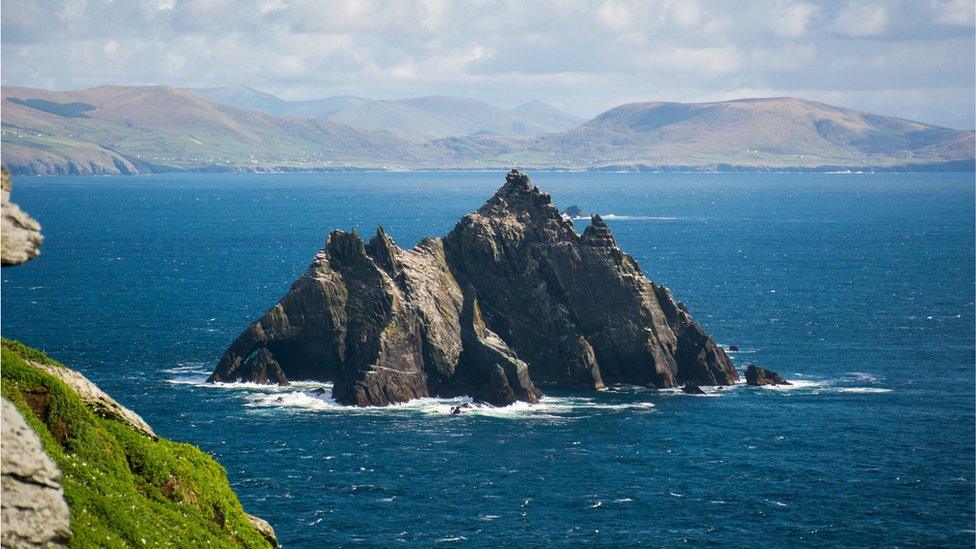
[6,159,973,177]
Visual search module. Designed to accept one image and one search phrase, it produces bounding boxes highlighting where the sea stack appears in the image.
[209,170,738,406]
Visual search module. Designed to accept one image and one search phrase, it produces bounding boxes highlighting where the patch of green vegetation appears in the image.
[0,339,271,548]
[7,98,95,118]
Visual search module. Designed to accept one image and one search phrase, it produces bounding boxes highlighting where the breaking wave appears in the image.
[567,214,683,221]
[163,362,891,418]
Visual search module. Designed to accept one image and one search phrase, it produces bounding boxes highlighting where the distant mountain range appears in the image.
[2,85,972,175]
[190,86,583,139]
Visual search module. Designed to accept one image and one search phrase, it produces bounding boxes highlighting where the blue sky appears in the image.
[2,0,974,128]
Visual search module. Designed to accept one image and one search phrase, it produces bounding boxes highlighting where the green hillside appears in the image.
[1,339,274,547]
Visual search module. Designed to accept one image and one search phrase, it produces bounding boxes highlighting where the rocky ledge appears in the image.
[745,364,791,386]
[209,170,738,406]
[1,166,43,266]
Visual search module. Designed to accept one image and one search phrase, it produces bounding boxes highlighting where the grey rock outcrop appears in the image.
[245,513,278,547]
[31,361,158,439]
[1,167,43,266]
[1,397,71,548]
[210,170,738,406]
[745,364,791,386]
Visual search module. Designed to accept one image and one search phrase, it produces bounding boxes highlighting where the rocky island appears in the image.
[209,170,738,406]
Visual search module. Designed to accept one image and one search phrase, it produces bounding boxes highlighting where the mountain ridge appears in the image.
[2,85,972,175]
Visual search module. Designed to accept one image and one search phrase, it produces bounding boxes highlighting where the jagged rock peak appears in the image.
[211,170,738,407]
[481,169,559,219]
[367,225,401,275]
[326,228,367,260]
[581,214,617,248]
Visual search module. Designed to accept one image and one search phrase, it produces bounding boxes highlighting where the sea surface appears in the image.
[2,171,973,547]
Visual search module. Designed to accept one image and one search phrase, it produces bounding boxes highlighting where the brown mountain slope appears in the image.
[1,86,434,174]
[515,97,974,169]
[1,86,972,174]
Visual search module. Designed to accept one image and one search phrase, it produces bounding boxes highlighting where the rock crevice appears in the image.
[210,170,738,405]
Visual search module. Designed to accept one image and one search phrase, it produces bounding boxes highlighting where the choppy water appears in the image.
[2,171,973,547]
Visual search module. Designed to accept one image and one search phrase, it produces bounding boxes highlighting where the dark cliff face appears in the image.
[209,170,738,405]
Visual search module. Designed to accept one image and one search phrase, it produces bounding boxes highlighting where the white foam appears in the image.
[844,372,879,382]
[231,387,662,418]
[565,214,682,221]
[743,374,892,395]
[754,379,825,391]
[600,214,681,221]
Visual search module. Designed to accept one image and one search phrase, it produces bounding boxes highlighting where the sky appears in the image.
[2,0,974,129]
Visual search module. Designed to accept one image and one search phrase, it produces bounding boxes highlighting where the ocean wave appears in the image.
[166,362,891,416]
[744,373,892,395]
[843,372,880,382]
[242,390,657,418]
[830,387,892,394]
[568,214,682,221]
[752,379,825,391]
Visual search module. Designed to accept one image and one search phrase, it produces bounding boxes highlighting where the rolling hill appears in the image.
[1,86,971,174]
[188,86,370,118]
[512,97,975,169]
[0,85,436,174]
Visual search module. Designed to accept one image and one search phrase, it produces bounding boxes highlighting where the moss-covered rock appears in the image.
[1,339,275,547]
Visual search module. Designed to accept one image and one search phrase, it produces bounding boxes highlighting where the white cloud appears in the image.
[771,2,821,38]
[668,0,703,27]
[832,2,889,37]
[260,0,287,15]
[637,45,744,74]
[749,43,817,70]
[931,0,975,27]
[0,0,972,128]
[597,1,635,30]
[103,39,120,55]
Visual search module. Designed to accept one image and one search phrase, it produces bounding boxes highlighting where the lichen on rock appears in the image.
[211,170,738,406]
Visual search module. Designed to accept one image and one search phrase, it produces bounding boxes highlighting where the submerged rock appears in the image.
[210,170,738,406]
[563,205,586,218]
[745,364,791,386]
[1,166,43,266]
[682,383,707,395]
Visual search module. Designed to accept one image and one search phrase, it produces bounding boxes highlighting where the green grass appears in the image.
[1,339,271,548]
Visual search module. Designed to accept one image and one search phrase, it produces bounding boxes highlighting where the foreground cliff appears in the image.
[1,340,276,547]
[210,170,737,405]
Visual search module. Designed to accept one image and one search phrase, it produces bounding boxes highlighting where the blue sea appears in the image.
[2,171,973,547]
